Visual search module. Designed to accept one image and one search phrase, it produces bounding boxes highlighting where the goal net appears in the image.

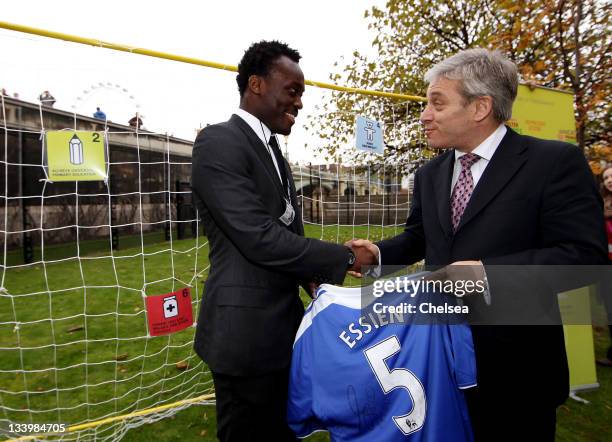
[0,30,424,442]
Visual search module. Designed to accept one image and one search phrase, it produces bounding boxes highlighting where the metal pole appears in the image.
[309,162,313,224]
[0,21,427,104]
[189,183,197,238]
[387,185,391,225]
[345,171,350,225]
[110,149,118,250]
[17,107,33,263]
[176,179,184,240]
[164,158,170,241]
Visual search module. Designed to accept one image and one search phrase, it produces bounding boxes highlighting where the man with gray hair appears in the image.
[349,49,606,440]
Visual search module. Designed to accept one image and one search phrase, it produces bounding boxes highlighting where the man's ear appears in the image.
[473,96,493,122]
[248,75,263,95]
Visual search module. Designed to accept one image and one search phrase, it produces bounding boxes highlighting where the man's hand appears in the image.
[345,239,379,277]
[307,281,318,298]
[301,281,319,299]
[425,260,486,297]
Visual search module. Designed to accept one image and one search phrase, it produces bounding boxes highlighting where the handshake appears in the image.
[304,239,379,298]
[345,239,379,277]
[304,239,487,300]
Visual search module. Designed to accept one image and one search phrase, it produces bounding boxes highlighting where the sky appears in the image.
[0,0,385,164]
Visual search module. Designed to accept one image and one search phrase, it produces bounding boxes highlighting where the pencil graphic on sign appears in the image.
[69,133,84,165]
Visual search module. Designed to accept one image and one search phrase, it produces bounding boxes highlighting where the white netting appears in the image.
[0,32,424,441]
[0,93,215,440]
[0,93,419,440]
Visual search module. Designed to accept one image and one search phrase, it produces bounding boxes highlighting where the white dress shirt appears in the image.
[234,108,283,183]
[372,124,508,304]
[451,124,507,193]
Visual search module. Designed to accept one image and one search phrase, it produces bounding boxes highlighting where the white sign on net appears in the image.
[355,115,385,155]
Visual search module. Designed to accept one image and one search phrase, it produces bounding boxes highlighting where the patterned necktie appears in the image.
[268,136,289,194]
[451,153,481,232]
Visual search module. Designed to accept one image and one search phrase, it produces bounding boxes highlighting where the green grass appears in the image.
[0,229,213,431]
[1,224,609,441]
[554,325,611,442]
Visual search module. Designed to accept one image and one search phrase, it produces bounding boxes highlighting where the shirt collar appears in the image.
[235,108,272,146]
[455,124,507,162]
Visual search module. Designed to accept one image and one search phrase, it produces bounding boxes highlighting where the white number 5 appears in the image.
[364,335,426,435]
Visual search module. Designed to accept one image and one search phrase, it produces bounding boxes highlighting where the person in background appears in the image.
[93,107,107,120]
[603,165,612,259]
[38,90,55,107]
[597,164,612,367]
[128,112,143,129]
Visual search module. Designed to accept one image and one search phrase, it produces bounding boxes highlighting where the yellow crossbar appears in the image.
[0,21,426,102]
[5,393,216,441]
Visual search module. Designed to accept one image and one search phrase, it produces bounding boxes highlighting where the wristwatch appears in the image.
[347,247,356,269]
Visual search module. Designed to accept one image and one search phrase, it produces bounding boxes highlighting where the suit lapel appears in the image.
[230,115,287,203]
[456,128,528,232]
[433,151,455,239]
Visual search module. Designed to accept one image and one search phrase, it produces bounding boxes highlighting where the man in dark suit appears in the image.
[350,49,607,440]
[191,41,371,442]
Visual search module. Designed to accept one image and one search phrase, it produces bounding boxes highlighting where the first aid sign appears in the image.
[145,288,193,336]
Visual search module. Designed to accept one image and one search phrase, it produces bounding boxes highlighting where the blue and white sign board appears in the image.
[355,115,384,155]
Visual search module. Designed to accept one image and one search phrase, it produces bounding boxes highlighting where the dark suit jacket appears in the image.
[191,115,348,376]
[377,128,607,406]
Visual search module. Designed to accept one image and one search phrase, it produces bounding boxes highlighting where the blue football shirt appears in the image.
[288,279,476,442]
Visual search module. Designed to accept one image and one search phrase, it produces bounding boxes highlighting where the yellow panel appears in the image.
[46,130,107,181]
[510,85,576,144]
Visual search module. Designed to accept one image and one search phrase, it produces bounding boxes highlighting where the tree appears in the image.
[307,0,496,173]
[491,0,611,155]
[308,0,610,173]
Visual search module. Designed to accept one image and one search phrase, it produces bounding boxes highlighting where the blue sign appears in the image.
[355,116,384,155]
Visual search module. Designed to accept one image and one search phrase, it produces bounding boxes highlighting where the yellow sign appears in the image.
[509,84,576,144]
[559,289,599,391]
[511,84,597,393]
[46,131,107,181]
